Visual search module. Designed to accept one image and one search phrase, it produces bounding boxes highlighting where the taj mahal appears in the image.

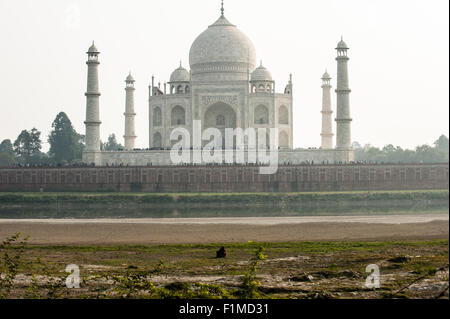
[82,3,354,167]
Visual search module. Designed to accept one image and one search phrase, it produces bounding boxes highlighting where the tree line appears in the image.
[353,135,449,163]
[0,112,123,167]
[0,113,448,166]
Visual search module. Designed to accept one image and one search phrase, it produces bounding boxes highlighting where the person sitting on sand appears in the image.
[216,246,227,258]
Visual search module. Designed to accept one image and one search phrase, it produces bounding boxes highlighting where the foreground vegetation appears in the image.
[0,234,448,299]
[0,190,448,205]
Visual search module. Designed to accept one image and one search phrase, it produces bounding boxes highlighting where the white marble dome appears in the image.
[337,39,349,50]
[87,42,99,53]
[251,64,272,82]
[189,15,256,81]
[126,73,135,82]
[321,71,331,79]
[170,65,190,82]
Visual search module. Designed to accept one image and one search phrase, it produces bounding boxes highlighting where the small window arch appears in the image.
[254,105,269,125]
[258,84,265,92]
[171,105,186,126]
[279,105,289,125]
[177,85,183,94]
[279,131,289,148]
[153,107,162,126]
[185,85,190,93]
[153,132,162,148]
[266,84,271,92]
[216,115,225,126]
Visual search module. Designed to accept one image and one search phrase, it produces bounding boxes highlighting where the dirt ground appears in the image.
[0,239,448,299]
[0,218,448,245]
[0,217,448,299]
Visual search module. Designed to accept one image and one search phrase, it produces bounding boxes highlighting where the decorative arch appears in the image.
[153,132,162,148]
[279,105,289,125]
[204,102,237,148]
[279,131,289,148]
[185,85,190,93]
[176,85,183,94]
[171,105,186,126]
[254,105,269,125]
[153,107,162,126]
[204,102,236,129]
[258,84,265,92]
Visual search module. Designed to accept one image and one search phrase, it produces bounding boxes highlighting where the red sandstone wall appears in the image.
[0,163,448,193]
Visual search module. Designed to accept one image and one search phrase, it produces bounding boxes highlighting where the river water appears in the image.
[0,214,447,225]
[0,199,448,219]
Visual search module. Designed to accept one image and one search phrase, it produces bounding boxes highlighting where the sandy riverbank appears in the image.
[0,215,448,245]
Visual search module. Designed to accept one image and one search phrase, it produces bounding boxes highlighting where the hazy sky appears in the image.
[0,0,448,151]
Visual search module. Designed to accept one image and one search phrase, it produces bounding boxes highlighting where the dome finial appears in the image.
[221,0,224,17]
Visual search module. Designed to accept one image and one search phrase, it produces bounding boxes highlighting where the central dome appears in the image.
[189,15,256,81]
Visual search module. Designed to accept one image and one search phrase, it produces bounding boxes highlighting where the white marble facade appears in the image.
[149,14,293,151]
[83,9,354,166]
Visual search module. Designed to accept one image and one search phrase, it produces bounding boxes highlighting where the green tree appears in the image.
[13,128,42,164]
[434,135,449,151]
[102,134,123,151]
[0,139,16,166]
[0,140,14,155]
[0,152,15,166]
[354,134,449,163]
[434,135,449,162]
[415,144,439,163]
[48,112,84,164]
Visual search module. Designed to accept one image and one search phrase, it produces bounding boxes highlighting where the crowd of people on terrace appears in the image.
[2,160,397,169]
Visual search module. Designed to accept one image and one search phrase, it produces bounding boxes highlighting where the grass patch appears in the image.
[22,239,449,254]
[1,235,448,299]
[0,190,448,205]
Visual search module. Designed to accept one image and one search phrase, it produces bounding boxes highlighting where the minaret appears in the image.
[321,70,333,149]
[124,73,136,151]
[335,37,352,150]
[84,42,101,154]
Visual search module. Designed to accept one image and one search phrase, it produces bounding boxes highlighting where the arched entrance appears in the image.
[203,102,237,149]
